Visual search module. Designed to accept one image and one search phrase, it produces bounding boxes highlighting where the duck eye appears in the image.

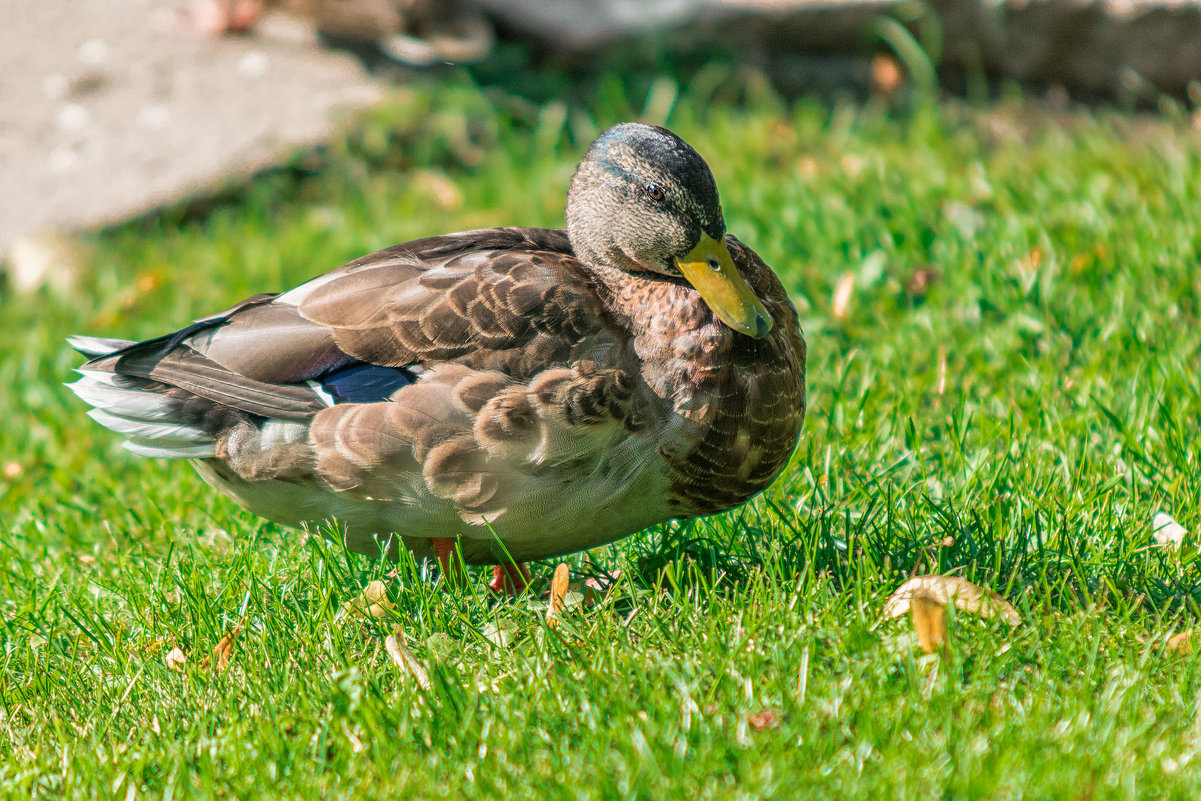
[645,183,664,201]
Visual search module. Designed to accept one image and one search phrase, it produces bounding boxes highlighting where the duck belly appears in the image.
[192,448,675,564]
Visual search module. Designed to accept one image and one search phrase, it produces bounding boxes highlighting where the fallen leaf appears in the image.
[339,580,396,621]
[547,563,569,629]
[1152,512,1188,550]
[830,272,855,320]
[872,52,904,96]
[342,721,366,753]
[584,569,621,595]
[883,575,1021,626]
[385,626,431,689]
[579,568,622,608]
[481,619,516,648]
[935,345,948,396]
[1017,247,1043,275]
[1165,629,1194,655]
[198,619,244,671]
[164,646,187,672]
[906,265,941,297]
[748,709,781,731]
[911,591,948,655]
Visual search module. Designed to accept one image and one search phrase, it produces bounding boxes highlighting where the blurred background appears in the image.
[5,0,1201,291]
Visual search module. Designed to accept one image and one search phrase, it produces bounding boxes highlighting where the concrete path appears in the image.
[1,0,381,262]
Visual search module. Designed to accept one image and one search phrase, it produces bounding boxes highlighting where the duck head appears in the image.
[566,123,772,339]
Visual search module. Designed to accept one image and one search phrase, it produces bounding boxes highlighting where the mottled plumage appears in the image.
[69,124,806,575]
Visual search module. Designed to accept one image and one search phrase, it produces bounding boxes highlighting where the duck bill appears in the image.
[675,235,773,339]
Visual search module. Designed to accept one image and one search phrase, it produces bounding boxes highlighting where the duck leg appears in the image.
[488,562,531,595]
[430,536,465,586]
[430,537,528,593]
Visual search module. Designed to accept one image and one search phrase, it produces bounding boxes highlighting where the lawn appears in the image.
[3,68,1201,799]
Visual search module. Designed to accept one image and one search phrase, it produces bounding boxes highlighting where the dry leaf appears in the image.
[1165,630,1194,655]
[884,575,1020,626]
[339,580,396,621]
[748,709,781,731]
[831,272,855,320]
[198,619,244,671]
[906,265,941,297]
[935,346,948,396]
[577,569,622,608]
[1017,247,1044,275]
[385,626,431,689]
[482,620,516,648]
[871,53,904,96]
[547,563,570,629]
[1152,512,1188,550]
[164,646,187,672]
[911,591,948,655]
[342,721,366,754]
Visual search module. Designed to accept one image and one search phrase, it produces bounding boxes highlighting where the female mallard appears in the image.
[69,123,806,592]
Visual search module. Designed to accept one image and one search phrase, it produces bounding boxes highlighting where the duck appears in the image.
[68,123,807,593]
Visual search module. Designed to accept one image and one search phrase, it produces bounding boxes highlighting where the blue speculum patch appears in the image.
[317,362,420,403]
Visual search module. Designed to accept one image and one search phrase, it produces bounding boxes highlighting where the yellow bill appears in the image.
[675,234,773,339]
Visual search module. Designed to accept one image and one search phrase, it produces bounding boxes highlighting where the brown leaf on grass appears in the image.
[872,53,904,97]
[748,709,781,731]
[1017,247,1044,275]
[884,575,1021,626]
[385,626,431,690]
[906,265,941,297]
[1164,630,1194,655]
[198,619,244,671]
[547,563,570,629]
[567,569,622,609]
[164,646,187,672]
[1152,512,1188,550]
[339,580,396,621]
[911,591,948,655]
[831,272,855,320]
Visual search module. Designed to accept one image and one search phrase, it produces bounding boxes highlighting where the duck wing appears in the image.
[79,226,607,423]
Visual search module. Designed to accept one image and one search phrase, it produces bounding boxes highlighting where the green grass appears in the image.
[3,70,1201,799]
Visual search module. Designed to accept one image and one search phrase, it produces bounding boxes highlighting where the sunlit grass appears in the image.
[2,70,1200,798]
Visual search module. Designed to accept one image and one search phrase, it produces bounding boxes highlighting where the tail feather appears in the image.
[86,408,211,443]
[68,343,219,459]
[124,439,216,459]
[67,335,135,358]
[66,378,177,421]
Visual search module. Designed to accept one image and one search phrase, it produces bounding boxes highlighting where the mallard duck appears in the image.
[68,123,807,592]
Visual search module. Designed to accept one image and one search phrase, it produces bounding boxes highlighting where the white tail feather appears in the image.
[75,368,140,388]
[124,439,216,459]
[66,335,134,357]
[66,379,175,421]
[86,408,210,443]
[70,367,218,460]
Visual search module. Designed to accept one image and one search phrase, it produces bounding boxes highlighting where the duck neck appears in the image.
[587,259,735,405]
